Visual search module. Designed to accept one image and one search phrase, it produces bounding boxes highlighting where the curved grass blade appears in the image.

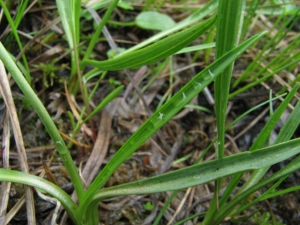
[211,152,300,225]
[81,16,216,70]
[83,85,124,123]
[0,43,85,200]
[77,32,266,217]
[238,85,299,192]
[0,169,79,224]
[218,85,299,210]
[91,138,300,200]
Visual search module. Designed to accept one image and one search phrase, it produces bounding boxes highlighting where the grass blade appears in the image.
[121,0,218,54]
[207,2,244,221]
[212,150,300,224]
[214,1,244,158]
[77,31,266,216]
[239,84,300,192]
[82,0,119,62]
[92,138,300,200]
[0,169,79,224]
[0,43,85,200]
[81,16,216,70]
[0,0,31,83]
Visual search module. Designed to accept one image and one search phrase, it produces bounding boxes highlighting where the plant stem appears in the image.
[0,43,85,200]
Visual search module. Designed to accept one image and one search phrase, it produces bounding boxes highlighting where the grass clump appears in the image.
[0,0,300,224]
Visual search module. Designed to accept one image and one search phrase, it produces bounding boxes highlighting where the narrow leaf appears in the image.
[81,16,216,70]
[0,169,79,224]
[78,32,266,214]
[92,138,300,200]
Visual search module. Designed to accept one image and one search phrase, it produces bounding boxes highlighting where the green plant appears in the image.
[0,0,299,225]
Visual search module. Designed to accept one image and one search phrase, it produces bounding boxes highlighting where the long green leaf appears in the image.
[219,84,299,212]
[77,32,266,217]
[209,2,244,222]
[0,169,79,224]
[56,0,80,76]
[214,1,244,158]
[238,85,299,192]
[118,0,218,55]
[211,151,300,225]
[0,43,85,200]
[92,138,300,200]
[81,16,216,70]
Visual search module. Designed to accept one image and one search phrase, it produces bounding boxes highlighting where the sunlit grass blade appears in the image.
[175,43,215,54]
[81,16,216,70]
[77,31,266,217]
[56,0,81,76]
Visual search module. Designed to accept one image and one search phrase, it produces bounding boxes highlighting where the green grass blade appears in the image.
[214,0,244,158]
[175,43,216,54]
[207,2,244,222]
[274,99,300,144]
[259,185,300,202]
[82,0,119,62]
[13,0,29,28]
[229,59,300,98]
[216,85,300,223]
[0,43,85,200]
[212,152,300,224]
[225,94,286,130]
[77,32,266,216]
[92,138,300,200]
[239,85,300,192]
[234,9,300,87]
[122,0,218,54]
[0,0,31,83]
[152,191,178,225]
[249,84,299,152]
[0,169,79,224]
[241,0,260,38]
[83,85,124,123]
[81,16,216,70]
[218,93,287,207]
[231,176,288,216]
[56,0,74,60]
[56,0,81,77]
[222,85,298,207]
